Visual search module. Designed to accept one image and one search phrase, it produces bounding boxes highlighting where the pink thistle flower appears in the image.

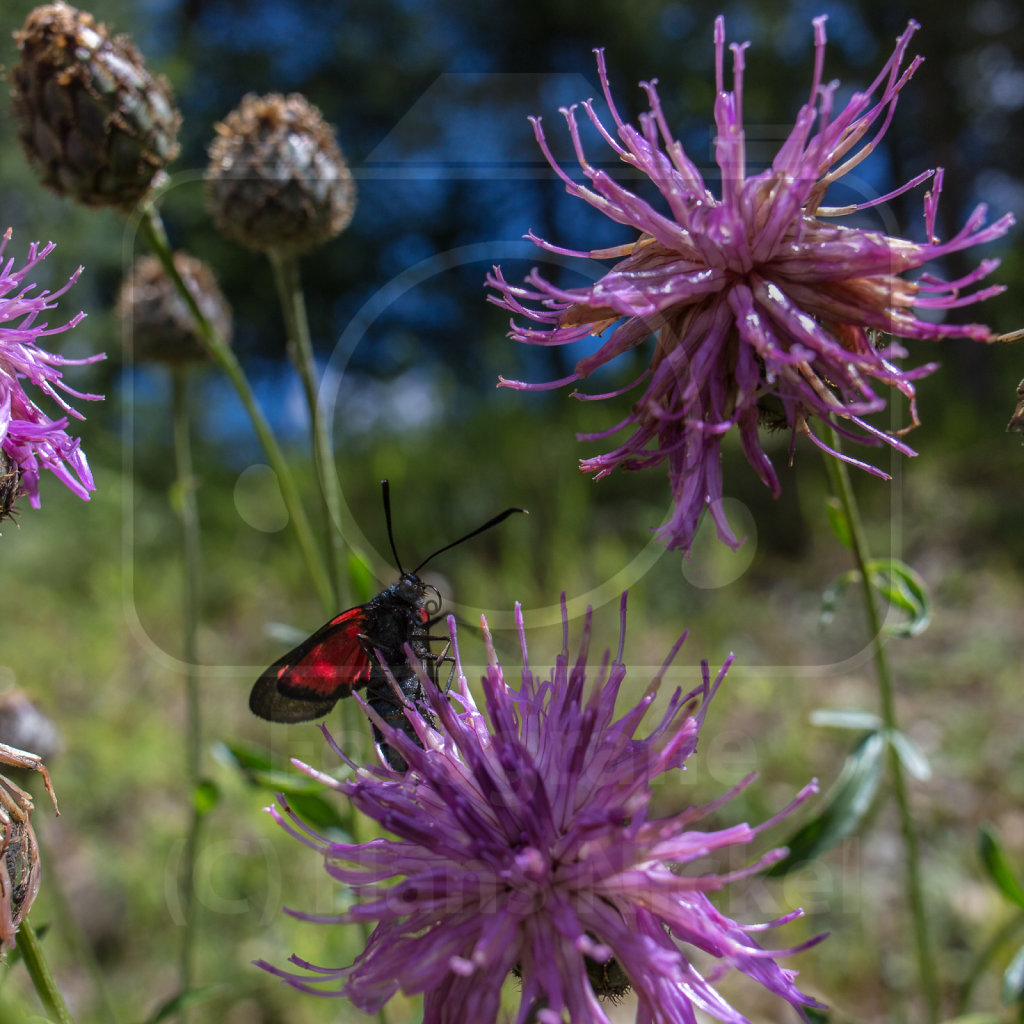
[257,595,824,1024]
[488,18,1014,552]
[0,230,104,509]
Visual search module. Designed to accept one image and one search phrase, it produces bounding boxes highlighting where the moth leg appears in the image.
[431,638,456,692]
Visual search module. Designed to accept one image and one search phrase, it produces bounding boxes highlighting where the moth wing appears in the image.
[249,607,373,723]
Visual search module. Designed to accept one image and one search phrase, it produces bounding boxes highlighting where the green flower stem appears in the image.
[267,248,344,608]
[16,919,75,1024]
[31,829,119,1024]
[265,249,376,768]
[172,367,203,1019]
[822,428,939,1023]
[137,205,332,612]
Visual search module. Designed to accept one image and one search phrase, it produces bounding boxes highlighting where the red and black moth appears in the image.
[250,480,524,768]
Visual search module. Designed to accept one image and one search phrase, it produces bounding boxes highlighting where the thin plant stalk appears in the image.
[16,919,75,1024]
[267,248,345,608]
[266,249,377,768]
[32,823,120,1023]
[822,427,939,1022]
[140,208,383,1022]
[136,204,333,612]
[172,366,203,1019]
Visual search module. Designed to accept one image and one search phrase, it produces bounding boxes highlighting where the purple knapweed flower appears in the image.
[488,18,1014,552]
[257,595,824,1024]
[0,229,103,509]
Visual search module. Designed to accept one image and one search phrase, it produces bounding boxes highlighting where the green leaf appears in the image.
[824,497,852,549]
[192,778,220,814]
[214,741,351,836]
[865,558,931,638]
[213,739,274,773]
[765,731,885,877]
[285,790,352,835]
[214,740,341,796]
[138,984,225,1024]
[978,826,1024,911]
[809,708,882,731]
[887,730,931,781]
[1002,943,1024,1005]
[802,1008,832,1024]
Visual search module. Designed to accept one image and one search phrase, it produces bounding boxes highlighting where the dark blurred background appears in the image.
[2,0,1021,458]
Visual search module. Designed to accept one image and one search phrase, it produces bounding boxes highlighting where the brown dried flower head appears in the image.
[117,253,232,365]
[0,743,58,953]
[0,453,23,525]
[10,1,181,210]
[206,92,356,255]
[1008,378,1024,434]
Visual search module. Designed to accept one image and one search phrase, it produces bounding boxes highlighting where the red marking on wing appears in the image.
[274,607,373,700]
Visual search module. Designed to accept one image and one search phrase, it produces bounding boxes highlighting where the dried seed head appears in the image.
[116,253,232,364]
[0,744,56,953]
[1008,377,1024,434]
[0,453,23,524]
[206,92,356,255]
[0,803,41,952]
[10,2,181,210]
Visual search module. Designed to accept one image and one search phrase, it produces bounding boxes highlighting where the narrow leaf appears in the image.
[802,1008,832,1024]
[766,732,885,876]
[887,730,932,781]
[215,741,340,796]
[824,497,852,549]
[214,739,273,774]
[192,779,220,814]
[140,984,225,1024]
[285,790,352,835]
[810,708,882,731]
[866,558,931,638]
[978,826,1024,911]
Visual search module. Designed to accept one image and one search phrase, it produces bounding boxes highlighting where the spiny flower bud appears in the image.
[206,92,356,256]
[116,253,232,365]
[10,2,181,210]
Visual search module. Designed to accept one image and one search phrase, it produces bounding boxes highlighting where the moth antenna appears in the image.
[413,507,527,574]
[382,479,406,574]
